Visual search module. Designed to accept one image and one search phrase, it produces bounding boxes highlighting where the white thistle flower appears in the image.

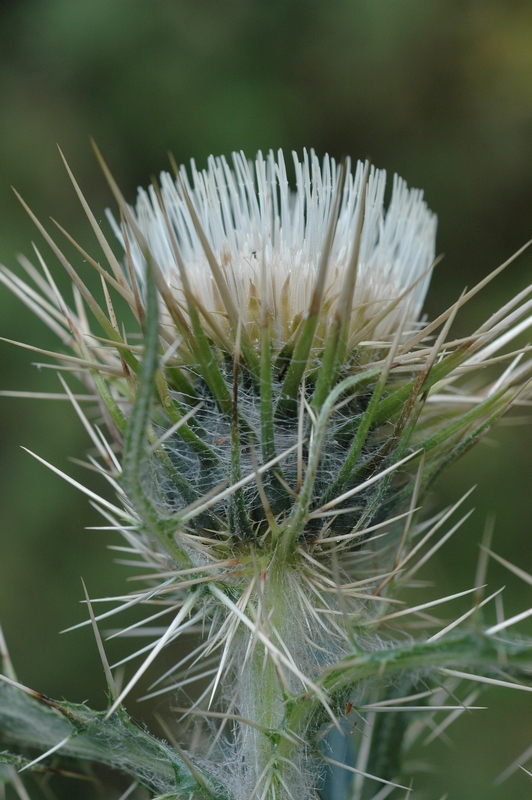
[112,150,436,352]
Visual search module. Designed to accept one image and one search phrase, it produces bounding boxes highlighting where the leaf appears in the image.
[0,676,229,799]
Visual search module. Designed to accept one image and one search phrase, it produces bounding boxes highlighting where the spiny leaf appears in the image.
[0,677,229,799]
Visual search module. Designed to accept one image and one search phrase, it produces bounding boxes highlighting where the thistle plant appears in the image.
[1,147,532,800]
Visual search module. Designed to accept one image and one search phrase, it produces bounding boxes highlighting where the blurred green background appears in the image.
[0,1,531,798]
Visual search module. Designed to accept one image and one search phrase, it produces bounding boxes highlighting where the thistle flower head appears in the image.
[113,151,436,356]
[1,147,532,800]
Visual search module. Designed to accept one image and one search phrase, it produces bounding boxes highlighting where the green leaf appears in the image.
[319,632,532,698]
[0,678,229,800]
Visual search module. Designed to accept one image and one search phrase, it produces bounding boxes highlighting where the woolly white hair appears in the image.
[109,150,437,348]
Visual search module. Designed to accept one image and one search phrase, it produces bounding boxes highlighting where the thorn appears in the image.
[80,578,118,703]
[0,623,17,681]
[19,735,72,773]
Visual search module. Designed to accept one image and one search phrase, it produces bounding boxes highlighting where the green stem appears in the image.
[235,564,313,800]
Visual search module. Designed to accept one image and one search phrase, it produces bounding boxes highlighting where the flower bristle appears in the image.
[1,147,531,800]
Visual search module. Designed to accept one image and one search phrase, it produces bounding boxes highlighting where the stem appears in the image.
[235,564,314,800]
